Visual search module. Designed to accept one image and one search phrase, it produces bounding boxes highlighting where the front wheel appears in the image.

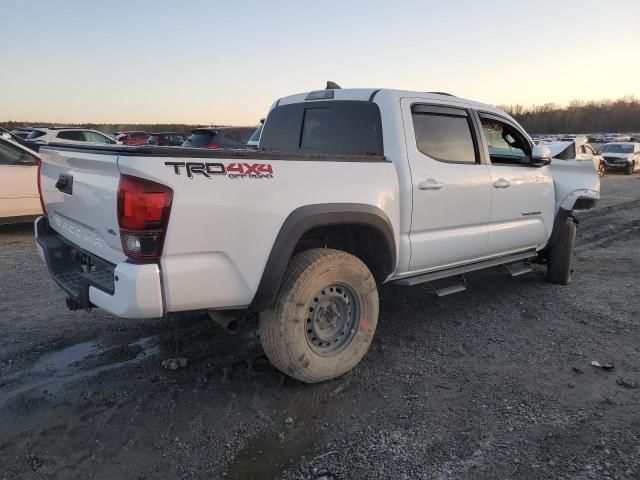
[625,161,634,176]
[259,248,379,383]
[597,160,607,177]
[547,217,577,285]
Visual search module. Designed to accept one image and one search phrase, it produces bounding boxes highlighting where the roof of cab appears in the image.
[276,88,502,115]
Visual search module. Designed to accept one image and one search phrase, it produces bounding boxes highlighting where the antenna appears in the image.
[326,81,342,90]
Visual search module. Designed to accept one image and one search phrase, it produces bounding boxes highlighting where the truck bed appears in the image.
[44,143,386,163]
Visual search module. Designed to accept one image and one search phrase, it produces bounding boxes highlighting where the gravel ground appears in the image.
[1,174,639,480]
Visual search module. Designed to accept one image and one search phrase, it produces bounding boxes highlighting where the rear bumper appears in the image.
[35,216,164,318]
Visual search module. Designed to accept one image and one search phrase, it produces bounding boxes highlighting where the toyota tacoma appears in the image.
[35,86,600,382]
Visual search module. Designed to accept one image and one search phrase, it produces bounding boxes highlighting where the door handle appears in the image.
[493,178,511,189]
[418,179,443,190]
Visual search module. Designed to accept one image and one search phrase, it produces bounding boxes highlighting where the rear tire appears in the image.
[547,217,577,285]
[259,248,379,383]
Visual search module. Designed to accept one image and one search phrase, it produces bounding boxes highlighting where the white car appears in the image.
[35,87,600,383]
[599,142,640,175]
[0,133,42,224]
[26,128,118,145]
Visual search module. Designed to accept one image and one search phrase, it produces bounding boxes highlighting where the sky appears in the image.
[1,0,639,125]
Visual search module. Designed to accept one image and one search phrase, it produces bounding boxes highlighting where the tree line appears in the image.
[3,96,640,135]
[500,97,640,134]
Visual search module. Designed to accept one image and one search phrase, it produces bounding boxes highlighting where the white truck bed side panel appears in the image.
[117,157,400,312]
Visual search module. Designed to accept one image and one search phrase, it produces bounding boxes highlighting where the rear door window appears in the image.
[260,101,383,156]
[82,131,109,143]
[411,105,477,164]
[57,130,85,141]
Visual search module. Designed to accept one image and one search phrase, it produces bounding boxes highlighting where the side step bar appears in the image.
[503,258,532,277]
[394,250,537,290]
[424,274,467,297]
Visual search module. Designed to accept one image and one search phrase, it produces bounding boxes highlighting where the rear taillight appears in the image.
[117,175,173,262]
[203,143,220,149]
[37,159,47,215]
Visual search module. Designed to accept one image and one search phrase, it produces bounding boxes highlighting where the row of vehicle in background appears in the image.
[533,134,640,176]
[531,133,640,144]
[12,126,263,150]
[117,128,258,148]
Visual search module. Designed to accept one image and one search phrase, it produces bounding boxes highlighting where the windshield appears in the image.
[183,131,216,148]
[26,130,46,140]
[600,144,634,154]
[248,125,262,144]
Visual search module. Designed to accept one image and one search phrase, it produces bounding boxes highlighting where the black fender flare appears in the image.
[249,203,396,311]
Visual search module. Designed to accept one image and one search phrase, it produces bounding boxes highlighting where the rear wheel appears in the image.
[259,248,379,383]
[547,217,577,285]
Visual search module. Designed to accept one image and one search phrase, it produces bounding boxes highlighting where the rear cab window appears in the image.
[260,101,383,156]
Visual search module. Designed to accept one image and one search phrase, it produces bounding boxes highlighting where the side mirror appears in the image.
[531,144,552,167]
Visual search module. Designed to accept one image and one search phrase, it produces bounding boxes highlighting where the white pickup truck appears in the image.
[35,87,600,383]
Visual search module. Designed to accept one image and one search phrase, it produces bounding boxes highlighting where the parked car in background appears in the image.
[182,127,255,149]
[598,143,640,175]
[117,131,149,145]
[147,132,187,146]
[543,140,603,172]
[26,128,118,145]
[577,143,604,172]
[0,133,41,224]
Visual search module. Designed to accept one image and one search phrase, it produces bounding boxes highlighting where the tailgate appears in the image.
[39,146,125,264]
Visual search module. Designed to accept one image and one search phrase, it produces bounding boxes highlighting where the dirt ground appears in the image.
[1,174,639,480]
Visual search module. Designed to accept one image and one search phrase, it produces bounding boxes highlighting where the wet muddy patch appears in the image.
[0,336,160,405]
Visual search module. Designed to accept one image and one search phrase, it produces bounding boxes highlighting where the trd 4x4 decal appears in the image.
[165,162,274,179]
